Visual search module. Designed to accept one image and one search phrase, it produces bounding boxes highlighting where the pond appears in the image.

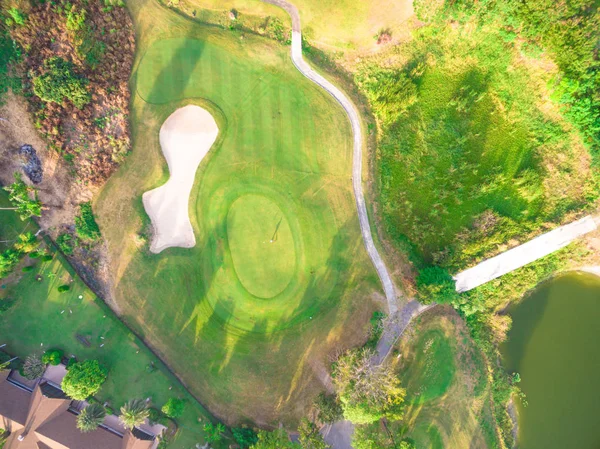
[502,272,600,449]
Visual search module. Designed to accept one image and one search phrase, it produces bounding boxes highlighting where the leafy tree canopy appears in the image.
[32,57,90,109]
[160,398,185,418]
[61,360,108,400]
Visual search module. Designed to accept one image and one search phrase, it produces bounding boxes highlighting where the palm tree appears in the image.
[119,399,150,429]
[77,403,106,433]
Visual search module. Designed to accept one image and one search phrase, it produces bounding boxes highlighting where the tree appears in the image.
[22,353,45,380]
[314,393,343,424]
[75,202,101,241]
[32,57,90,109]
[250,429,300,449]
[2,173,42,219]
[61,360,108,400]
[333,349,406,424]
[298,419,329,449]
[161,398,185,418]
[77,403,106,432]
[14,232,39,254]
[203,422,226,443]
[119,399,149,429]
[233,427,259,448]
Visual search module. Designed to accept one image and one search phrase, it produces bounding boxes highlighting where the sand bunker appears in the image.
[143,105,218,254]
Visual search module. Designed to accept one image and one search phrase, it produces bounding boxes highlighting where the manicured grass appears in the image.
[402,329,455,404]
[357,19,593,271]
[0,195,223,449]
[95,0,377,425]
[168,0,413,51]
[395,309,494,449]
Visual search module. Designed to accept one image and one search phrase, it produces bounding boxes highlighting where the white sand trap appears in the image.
[142,105,219,254]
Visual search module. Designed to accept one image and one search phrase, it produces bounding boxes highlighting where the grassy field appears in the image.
[354,307,497,449]
[95,0,378,425]
[0,195,225,449]
[356,14,595,272]
[163,0,413,51]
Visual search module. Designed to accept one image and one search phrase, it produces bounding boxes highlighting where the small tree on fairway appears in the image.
[61,360,108,400]
[120,399,149,428]
[161,398,185,418]
[77,403,106,432]
[22,353,45,380]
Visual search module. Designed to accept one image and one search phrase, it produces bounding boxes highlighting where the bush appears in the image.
[203,423,226,443]
[161,398,185,418]
[6,7,26,26]
[29,251,40,259]
[148,408,168,426]
[61,360,108,400]
[42,349,64,366]
[65,4,86,31]
[42,254,53,261]
[58,284,70,293]
[22,265,34,272]
[57,233,76,255]
[4,173,42,220]
[32,57,90,109]
[416,266,459,304]
[75,202,101,241]
[233,427,259,448]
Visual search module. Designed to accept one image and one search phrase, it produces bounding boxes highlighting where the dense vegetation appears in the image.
[32,56,91,109]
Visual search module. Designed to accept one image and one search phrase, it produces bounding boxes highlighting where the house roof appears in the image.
[0,376,30,425]
[0,370,157,449]
[36,410,123,449]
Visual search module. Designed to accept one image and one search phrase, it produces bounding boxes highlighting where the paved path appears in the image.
[257,3,435,447]
[454,215,599,292]
[260,0,398,315]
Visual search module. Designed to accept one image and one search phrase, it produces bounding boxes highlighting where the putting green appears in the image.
[96,0,377,425]
[227,194,296,299]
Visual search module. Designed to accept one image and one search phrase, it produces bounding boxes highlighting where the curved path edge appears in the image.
[257,2,435,447]
[260,0,398,315]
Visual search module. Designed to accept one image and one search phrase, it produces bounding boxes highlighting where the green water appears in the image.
[502,272,600,449]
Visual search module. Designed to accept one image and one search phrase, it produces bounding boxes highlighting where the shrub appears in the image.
[148,408,168,426]
[65,4,86,31]
[42,349,64,366]
[28,251,40,259]
[42,254,53,261]
[22,265,34,272]
[7,7,26,26]
[232,427,259,448]
[32,57,90,109]
[161,398,185,418]
[61,360,108,400]
[416,266,459,304]
[58,285,70,293]
[57,233,76,255]
[22,354,45,380]
[298,419,328,449]
[75,202,101,241]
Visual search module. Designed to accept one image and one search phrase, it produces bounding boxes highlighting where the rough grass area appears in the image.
[357,17,595,272]
[353,307,496,449]
[0,196,224,449]
[162,0,413,51]
[95,0,378,425]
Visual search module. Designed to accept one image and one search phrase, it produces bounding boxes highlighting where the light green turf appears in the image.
[227,194,295,299]
[0,197,224,449]
[95,0,377,425]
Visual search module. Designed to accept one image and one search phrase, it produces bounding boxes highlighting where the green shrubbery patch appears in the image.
[75,202,101,241]
[32,57,91,109]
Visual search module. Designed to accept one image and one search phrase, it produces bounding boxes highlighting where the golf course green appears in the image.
[95,0,377,424]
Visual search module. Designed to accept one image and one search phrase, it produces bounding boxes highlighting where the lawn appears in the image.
[162,0,414,51]
[356,15,594,272]
[397,308,495,449]
[0,195,225,449]
[95,0,378,425]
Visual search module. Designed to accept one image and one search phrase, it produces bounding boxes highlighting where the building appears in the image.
[0,366,163,449]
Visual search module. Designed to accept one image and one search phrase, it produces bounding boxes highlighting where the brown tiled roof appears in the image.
[0,377,30,425]
[36,411,123,449]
